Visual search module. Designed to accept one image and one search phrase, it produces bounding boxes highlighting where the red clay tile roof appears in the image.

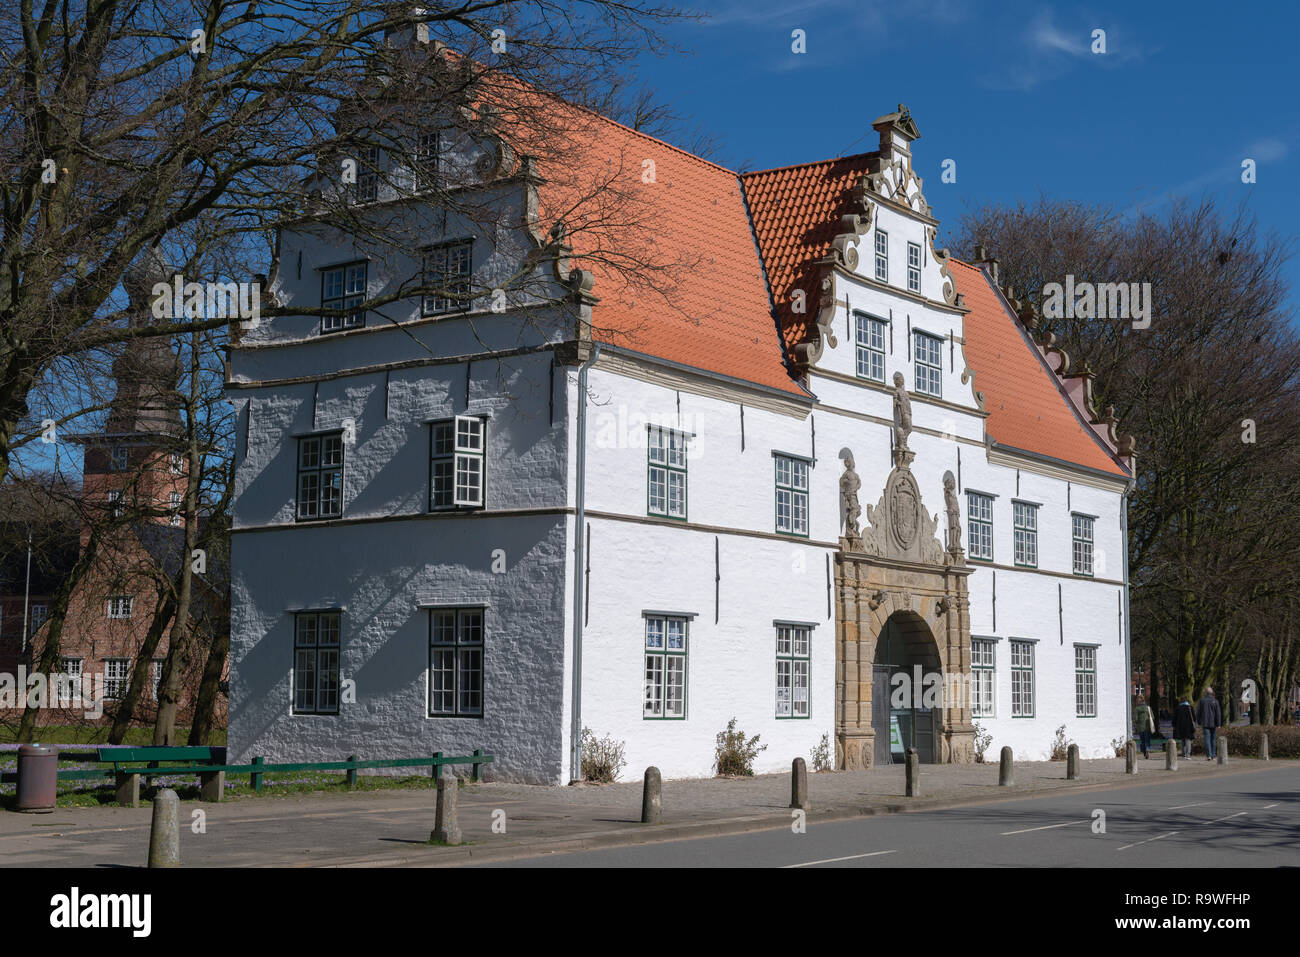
[951,259,1129,477]
[529,105,807,396]
[739,155,874,354]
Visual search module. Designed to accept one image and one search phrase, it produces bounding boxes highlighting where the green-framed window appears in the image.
[1072,513,1094,576]
[874,229,889,282]
[855,312,887,381]
[647,426,687,519]
[1075,645,1097,717]
[429,608,484,717]
[297,432,344,520]
[293,611,340,715]
[1013,501,1038,567]
[775,624,811,718]
[321,262,367,332]
[774,454,809,536]
[907,241,921,293]
[914,330,943,397]
[971,638,996,717]
[644,615,687,718]
[967,492,993,561]
[1010,640,1035,717]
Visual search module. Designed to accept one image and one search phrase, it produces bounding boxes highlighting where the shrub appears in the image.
[580,728,627,784]
[714,717,767,776]
[1049,725,1072,761]
[810,734,833,772]
[973,722,993,763]
[1210,725,1300,759]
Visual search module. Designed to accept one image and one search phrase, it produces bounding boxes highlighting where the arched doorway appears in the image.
[874,611,942,765]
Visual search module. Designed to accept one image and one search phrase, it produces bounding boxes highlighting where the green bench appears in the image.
[97,747,226,807]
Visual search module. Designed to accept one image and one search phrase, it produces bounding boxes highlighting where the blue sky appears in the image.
[632,0,1299,314]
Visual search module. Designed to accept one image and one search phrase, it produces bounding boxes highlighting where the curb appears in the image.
[310,759,1288,868]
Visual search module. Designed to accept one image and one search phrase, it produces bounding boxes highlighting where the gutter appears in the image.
[1121,475,1135,741]
[569,342,601,783]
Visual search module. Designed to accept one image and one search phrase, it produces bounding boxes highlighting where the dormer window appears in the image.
[109,445,128,471]
[874,230,889,282]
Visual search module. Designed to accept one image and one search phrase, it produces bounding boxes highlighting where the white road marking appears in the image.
[1001,819,1090,835]
[1118,831,1178,851]
[783,849,897,868]
[1205,810,1248,824]
[1261,803,1279,809]
[1168,802,1210,810]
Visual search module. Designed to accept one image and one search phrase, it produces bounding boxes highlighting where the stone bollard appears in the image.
[1165,738,1177,771]
[1066,744,1080,781]
[998,746,1014,787]
[1218,739,1229,765]
[790,757,809,810]
[641,766,662,824]
[1125,740,1137,774]
[147,789,180,868]
[905,748,920,797]
[1260,733,1269,761]
[430,768,462,845]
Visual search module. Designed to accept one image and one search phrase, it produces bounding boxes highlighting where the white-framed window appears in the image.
[169,491,183,526]
[355,144,379,202]
[429,608,484,716]
[775,624,811,718]
[107,596,133,619]
[855,313,887,382]
[109,445,129,471]
[293,611,340,715]
[644,615,687,719]
[1072,514,1095,576]
[152,659,165,700]
[29,603,48,633]
[415,129,441,193]
[108,489,123,519]
[169,451,184,474]
[971,639,995,717]
[1010,640,1035,717]
[907,241,921,293]
[430,416,485,509]
[422,241,472,315]
[774,455,809,536]
[297,433,344,520]
[321,262,367,332]
[1075,645,1097,717]
[57,657,83,701]
[967,492,993,561]
[1013,501,1038,567]
[103,658,130,700]
[874,229,889,282]
[647,427,687,519]
[914,330,943,397]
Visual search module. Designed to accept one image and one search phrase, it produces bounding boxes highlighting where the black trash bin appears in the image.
[16,744,57,813]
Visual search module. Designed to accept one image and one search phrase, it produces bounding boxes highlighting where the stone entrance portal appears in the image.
[835,440,974,769]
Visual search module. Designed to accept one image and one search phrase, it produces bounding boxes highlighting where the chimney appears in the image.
[972,243,999,285]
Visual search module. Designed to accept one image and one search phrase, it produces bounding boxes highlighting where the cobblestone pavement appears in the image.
[0,756,1281,867]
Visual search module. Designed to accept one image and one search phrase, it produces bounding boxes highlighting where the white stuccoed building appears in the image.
[225,38,1136,783]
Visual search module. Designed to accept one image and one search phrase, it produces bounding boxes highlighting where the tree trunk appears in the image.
[187,622,229,746]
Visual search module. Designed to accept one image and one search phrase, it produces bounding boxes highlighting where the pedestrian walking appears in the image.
[1133,695,1155,758]
[1173,697,1196,758]
[1195,687,1222,760]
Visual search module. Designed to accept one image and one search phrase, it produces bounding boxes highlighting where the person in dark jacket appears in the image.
[1173,697,1196,758]
[1133,695,1155,758]
[1195,687,1222,760]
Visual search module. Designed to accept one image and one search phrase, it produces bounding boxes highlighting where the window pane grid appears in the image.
[1075,645,1097,717]
[1013,502,1038,567]
[423,242,473,315]
[914,331,943,397]
[967,492,993,560]
[774,456,809,535]
[1072,515,1095,575]
[645,616,687,718]
[907,242,921,293]
[855,314,886,381]
[1010,640,1035,717]
[874,230,888,281]
[293,612,341,715]
[297,434,344,520]
[428,609,484,716]
[647,428,688,519]
[776,625,811,718]
[322,264,367,332]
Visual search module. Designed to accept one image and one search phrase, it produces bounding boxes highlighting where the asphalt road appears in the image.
[483,764,1300,867]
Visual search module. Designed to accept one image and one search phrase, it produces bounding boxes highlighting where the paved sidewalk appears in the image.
[0,756,1284,867]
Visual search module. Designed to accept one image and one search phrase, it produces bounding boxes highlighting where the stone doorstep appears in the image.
[304,760,1285,869]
